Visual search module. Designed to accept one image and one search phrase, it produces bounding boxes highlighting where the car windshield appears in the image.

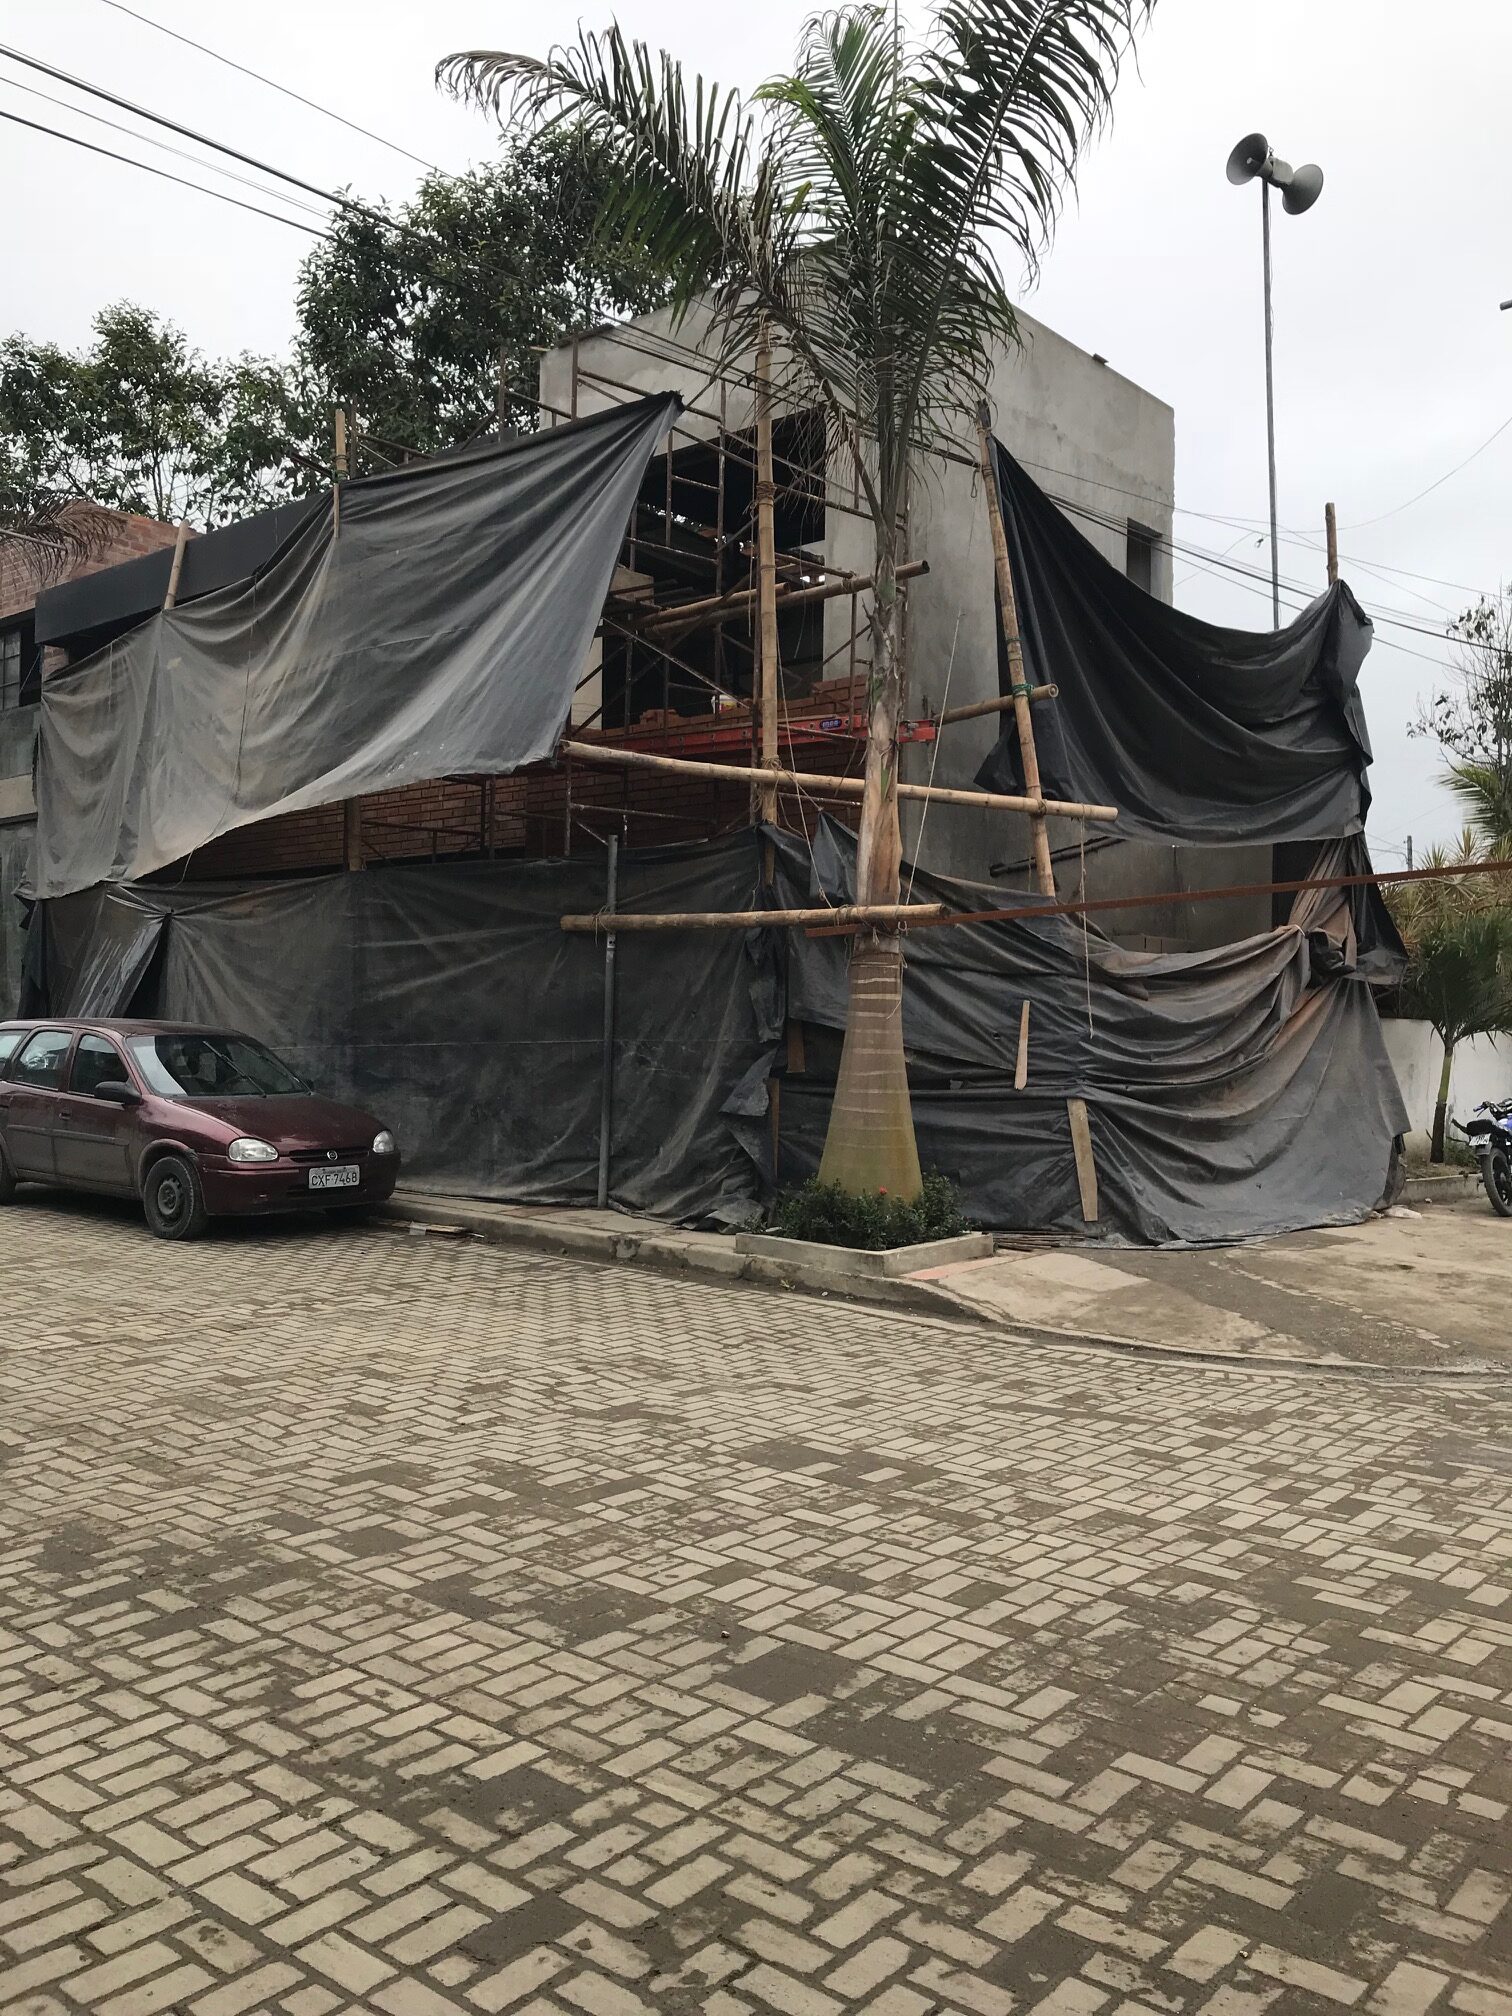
[127,1033,309,1100]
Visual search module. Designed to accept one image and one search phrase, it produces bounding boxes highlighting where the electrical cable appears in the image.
[1343,413,1512,530]
[0,41,423,248]
[0,104,334,239]
[0,72,335,221]
[91,0,440,173]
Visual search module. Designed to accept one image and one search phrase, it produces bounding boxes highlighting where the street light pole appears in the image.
[1227,132,1323,629]
[1261,177,1279,625]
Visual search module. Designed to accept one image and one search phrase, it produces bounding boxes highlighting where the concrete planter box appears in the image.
[734,1229,993,1279]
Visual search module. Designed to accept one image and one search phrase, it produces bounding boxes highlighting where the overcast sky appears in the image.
[5,0,1509,862]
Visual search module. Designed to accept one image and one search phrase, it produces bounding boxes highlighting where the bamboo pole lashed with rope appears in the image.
[754,323,781,827]
[978,403,1056,899]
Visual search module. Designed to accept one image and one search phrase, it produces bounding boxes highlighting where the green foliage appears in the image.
[0,132,670,545]
[295,131,670,451]
[1411,588,1512,848]
[765,1172,968,1250]
[0,303,315,533]
[1388,833,1512,1159]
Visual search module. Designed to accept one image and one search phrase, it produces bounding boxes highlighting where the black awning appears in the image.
[34,497,320,647]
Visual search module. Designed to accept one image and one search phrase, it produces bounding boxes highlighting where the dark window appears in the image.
[127,1032,307,1099]
[12,1029,72,1088]
[71,1035,126,1095]
[1126,521,1158,596]
[0,619,40,710]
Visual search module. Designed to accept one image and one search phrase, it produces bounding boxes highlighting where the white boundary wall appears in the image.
[1381,1018,1512,1150]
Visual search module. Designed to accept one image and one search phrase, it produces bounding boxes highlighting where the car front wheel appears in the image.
[143,1154,209,1241]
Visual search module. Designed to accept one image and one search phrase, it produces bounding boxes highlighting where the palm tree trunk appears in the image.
[1430,1038,1455,1164]
[817,549,923,1201]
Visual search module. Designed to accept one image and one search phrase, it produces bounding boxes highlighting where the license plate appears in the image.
[309,1164,360,1191]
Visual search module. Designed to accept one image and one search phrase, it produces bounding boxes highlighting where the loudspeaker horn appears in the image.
[1282,162,1325,215]
[1226,132,1270,185]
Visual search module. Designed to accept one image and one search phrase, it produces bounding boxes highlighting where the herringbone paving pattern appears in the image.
[1,1202,1509,2016]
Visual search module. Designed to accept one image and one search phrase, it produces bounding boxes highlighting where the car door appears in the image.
[54,1034,137,1193]
[2,1029,74,1179]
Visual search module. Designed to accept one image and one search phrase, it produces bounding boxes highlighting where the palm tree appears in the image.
[440,1,1156,1199]
[1389,832,1512,1161]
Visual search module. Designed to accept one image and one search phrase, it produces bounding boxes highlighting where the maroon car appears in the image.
[0,1020,400,1241]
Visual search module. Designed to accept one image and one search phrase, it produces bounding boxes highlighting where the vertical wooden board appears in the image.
[1014,1001,1030,1091]
[1067,1096,1099,1223]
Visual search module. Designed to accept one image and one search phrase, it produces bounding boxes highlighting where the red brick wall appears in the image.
[176,678,869,881]
[0,508,185,624]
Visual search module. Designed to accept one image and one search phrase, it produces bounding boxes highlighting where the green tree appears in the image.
[0,304,312,533]
[1388,832,1512,1161]
[441,0,1156,1200]
[1412,588,1512,847]
[294,131,670,451]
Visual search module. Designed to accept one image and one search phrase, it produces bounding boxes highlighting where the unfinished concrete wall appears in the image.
[541,305,1279,946]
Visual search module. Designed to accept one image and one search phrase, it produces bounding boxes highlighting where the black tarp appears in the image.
[22,819,1407,1243]
[977,441,1377,843]
[26,837,776,1225]
[29,395,680,901]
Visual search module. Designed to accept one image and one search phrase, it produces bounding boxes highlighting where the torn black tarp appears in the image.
[30,394,680,901]
[976,441,1376,844]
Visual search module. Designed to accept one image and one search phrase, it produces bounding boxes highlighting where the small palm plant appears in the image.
[1389,831,1512,1161]
[441,1,1156,1201]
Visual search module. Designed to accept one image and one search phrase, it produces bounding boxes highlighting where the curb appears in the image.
[377,1195,1502,1381]
[380,1194,982,1326]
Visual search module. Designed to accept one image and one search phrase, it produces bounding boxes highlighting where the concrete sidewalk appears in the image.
[383,1188,1512,1373]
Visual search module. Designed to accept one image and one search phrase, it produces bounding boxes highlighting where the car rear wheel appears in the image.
[143,1154,209,1241]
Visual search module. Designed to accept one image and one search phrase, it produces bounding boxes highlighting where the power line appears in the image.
[0,104,333,240]
[0,73,335,223]
[0,41,418,248]
[92,0,439,174]
[1343,412,1512,531]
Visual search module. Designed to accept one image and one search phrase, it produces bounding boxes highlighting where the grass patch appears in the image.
[764,1173,968,1251]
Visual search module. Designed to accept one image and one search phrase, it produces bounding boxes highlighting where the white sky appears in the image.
[4,0,1509,861]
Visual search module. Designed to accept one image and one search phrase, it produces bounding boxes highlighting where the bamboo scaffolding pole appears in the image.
[931,686,1057,727]
[804,851,1512,938]
[635,559,929,635]
[755,325,780,825]
[559,739,1119,821]
[160,520,190,610]
[1325,501,1339,586]
[562,901,947,934]
[978,404,1056,898]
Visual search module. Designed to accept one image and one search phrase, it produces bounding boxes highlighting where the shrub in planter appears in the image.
[764,1173,968,1252]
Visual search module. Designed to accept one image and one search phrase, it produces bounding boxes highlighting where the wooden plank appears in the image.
[1015,1001,1030,1092]
[1067,1097,1099,1223]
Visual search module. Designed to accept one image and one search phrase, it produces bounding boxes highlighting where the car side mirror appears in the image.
[93,1080,142,1106]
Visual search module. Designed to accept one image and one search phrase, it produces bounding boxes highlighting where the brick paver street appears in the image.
[2,1199,1510,2016]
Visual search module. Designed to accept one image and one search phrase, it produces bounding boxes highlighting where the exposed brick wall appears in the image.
[0,507,185,624]
[175,677,870,882]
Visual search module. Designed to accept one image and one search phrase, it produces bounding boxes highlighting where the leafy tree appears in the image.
[1412,588,1512,847]
[0,304,310,535]
[441,0,1157,1201]
[1388,831,1512,1160]
[294,130,671,451]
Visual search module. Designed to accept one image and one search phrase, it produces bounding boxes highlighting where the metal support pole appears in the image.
[1262,180,1280,627]
[596,833,619,1208]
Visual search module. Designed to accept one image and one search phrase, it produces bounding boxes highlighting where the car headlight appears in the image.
[372,1130,397,1156]
[227,1137,279,1164]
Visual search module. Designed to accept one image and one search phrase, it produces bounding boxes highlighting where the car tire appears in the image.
[0,1143,16,1204]
[143,1154,209,1241]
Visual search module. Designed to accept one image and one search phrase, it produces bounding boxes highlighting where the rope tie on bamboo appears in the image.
[1007,680,1033,700]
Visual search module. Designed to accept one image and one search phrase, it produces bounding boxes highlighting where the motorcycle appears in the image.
[1455,1100,1512,1217]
